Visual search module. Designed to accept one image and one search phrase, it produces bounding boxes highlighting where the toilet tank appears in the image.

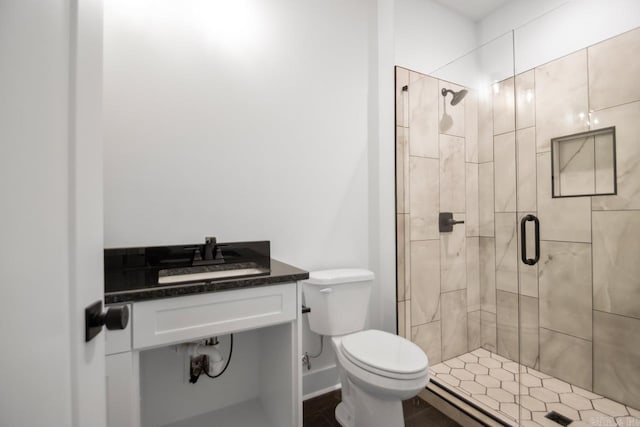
[303,269,374,336]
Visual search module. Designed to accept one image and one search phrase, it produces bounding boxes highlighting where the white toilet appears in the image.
[303,269,429,427]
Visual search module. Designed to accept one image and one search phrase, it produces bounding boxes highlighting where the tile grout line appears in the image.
[538,326,592,343]
[591,97,640,113]
[593,308,640,322]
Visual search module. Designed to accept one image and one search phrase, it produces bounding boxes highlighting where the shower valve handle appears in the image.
[439,212,464,233]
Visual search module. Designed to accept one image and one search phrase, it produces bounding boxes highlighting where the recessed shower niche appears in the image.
[551,126,617,197]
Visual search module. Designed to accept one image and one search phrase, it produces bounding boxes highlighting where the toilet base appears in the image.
[335,402,351,427]
[335,380,405,427]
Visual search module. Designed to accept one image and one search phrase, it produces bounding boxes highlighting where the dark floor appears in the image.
[303,390,460,427]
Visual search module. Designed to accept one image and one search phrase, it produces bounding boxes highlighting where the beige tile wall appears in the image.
[396,27,640,409]
[395,67,481,366]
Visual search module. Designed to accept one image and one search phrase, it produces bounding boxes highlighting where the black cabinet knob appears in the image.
[85,301,129,342]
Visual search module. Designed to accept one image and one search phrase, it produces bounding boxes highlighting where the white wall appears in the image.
[478,0,640,73]
[103,0,372,396]
[394,0,477,74]
[373,0,398,340]
[409,0,640,90]
[476,0,567,45]
[103,0,370,265]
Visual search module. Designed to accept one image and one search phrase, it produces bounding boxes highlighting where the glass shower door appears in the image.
[394,30,523,425]
[513,13,640,426]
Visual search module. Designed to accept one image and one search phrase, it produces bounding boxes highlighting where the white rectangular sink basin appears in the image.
[157,268,267,285]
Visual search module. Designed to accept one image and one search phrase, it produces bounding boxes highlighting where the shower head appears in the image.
[441,88,468,106]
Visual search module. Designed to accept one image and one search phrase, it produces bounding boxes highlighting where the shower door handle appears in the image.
[520,214,540,266]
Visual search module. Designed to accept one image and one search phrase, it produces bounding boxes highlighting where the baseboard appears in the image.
[303,383,341,401]
[302,363,340,400]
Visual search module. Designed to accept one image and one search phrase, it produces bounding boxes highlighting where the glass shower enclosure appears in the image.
[395,18,640,427]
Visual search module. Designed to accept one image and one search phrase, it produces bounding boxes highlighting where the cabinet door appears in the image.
[106,352,140,427]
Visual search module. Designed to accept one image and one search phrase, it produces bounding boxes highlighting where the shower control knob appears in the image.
[439,212,465,233]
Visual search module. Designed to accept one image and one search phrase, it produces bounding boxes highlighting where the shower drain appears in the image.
[545,411,573,426]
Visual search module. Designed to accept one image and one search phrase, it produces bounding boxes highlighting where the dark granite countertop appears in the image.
[105,259,308,305]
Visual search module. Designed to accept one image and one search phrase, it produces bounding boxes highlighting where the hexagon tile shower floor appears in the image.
[430,349,640,426]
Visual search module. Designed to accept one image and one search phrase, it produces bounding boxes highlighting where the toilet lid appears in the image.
[341,330,428,376]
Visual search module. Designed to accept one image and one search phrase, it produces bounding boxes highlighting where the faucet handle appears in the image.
[202,236,224,262]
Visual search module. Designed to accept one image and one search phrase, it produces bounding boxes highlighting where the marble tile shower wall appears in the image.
[479,28,640,409]
[395,67,481,367]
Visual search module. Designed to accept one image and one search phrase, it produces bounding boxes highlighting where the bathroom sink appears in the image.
[158,265,269,285]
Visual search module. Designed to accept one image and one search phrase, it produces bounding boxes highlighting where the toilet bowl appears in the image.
[303,269,429,427]
[332,331,429,427]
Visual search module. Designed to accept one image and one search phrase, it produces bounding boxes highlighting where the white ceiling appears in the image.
[433,0,513,22]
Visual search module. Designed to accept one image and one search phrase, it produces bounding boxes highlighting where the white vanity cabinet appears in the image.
[105,282,303,427]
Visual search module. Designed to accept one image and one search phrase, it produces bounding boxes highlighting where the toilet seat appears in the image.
[333,334,430,403]
[340,330,428,380]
